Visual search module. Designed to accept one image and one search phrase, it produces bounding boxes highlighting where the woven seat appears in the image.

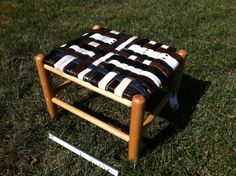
[43,27,184,102]
[35,25,187,161]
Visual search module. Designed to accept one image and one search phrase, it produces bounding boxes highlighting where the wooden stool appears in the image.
[35,25,187,161]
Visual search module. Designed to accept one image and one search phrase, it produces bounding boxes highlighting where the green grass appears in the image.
[0,0,236,175]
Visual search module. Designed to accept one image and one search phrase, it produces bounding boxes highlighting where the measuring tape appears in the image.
[49,133,119,176]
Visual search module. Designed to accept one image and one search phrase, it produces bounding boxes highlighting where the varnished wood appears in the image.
[55,80,73,94]
[52,97,130,142]
[44,65,132,107]
[143,91,173,130]
[169,49,188,94]
[177,49,188,61]
[92,24,102,31]
[128,94,146,161]
[35,54,57,118]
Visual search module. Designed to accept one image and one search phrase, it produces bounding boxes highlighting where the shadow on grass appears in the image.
[140,74,211,157]
[56,74,210,157]
[57,90,131,133]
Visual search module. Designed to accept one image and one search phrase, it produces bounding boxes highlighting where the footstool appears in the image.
[35,24,187,161]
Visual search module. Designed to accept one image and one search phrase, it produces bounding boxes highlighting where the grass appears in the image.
[0,0,235,175]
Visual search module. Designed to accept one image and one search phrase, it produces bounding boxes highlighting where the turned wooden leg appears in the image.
[35,54,57,118]
[169,49,188,94]
[128,94,146,161]
[168,50,188,111]
[92,24,102,31]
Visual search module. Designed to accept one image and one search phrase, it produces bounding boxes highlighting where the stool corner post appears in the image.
[34,53,45,63]
[177,49,188,61]
[128,94,146,161]
[34,53,57,119]
[92,24,102,31]
[169,49,188,94]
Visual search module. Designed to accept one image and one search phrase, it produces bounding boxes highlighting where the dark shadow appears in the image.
[140,74,211,157]
[72,101,130,134]
[57,90,130,133]
[56,74,210,157]
[56,90,100,119]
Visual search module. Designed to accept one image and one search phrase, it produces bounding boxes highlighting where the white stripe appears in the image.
[156,53,179,69]
[133,68,143,74]
[128,55,137,60]
[128,44,160,59]
[120,63,128,69]
[114,78,132,97]
[92,60,102,66]
[48,133,119,176]
[90,33,117,44]
[108,60,120,66]
[107,59,160,85]
[126,65,136,72]
[54,55,76,71]
[78,68,91,80]
[126,65,142,74]
[161,44,169,49]
[108,60,129,70]
[128,44,158,57]
[115,36,137,51]
[108,59,143,74]
[140,71,162,87]
[110,30,120,35]
[88,41,100,47]
[60,44,67,47]
[99,52,115,61]
[69,45,95,57]
[145,50,160,58]
[128,44,143,54]
[82,33,88,36]
[143,60,152,65]
[149,41,156,45]
[98,72,118,90]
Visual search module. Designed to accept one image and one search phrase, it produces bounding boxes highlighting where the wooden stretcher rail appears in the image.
[52,97,130,142]
[143,91,173,130]
[55,80,73,94]
[44,64,132,107]
[150,91,173,117]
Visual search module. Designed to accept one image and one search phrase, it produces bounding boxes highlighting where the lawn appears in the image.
[0,0,235,175]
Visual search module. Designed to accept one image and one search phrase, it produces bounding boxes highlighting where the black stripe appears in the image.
[151,43,162,50]
[63,59,82,76]
[146,66,167,85]
[135,39,150,46]
[43,50,65,66]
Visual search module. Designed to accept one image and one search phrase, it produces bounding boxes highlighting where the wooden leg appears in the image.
[35,54,57,118]
[167,50,187,111]
[169,49,188,94]
[128,94,146,161]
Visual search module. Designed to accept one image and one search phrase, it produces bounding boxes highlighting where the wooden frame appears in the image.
[35,26,187,161]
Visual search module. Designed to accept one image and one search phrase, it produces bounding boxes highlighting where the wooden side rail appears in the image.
[52,97,130,142]
[55,80,73,94]
[44,65,132,107]
[143,91,173,130]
